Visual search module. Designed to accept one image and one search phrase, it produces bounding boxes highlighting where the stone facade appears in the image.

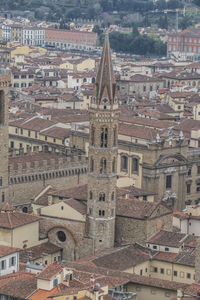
[0,70,11,204]
[8,155,88,205]
[87,34,120,253]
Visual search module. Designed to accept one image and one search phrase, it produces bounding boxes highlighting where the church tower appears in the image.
[0,69,10,205]
[87,34,119,253]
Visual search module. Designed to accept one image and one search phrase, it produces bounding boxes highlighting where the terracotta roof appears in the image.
[0,272,36,298]
[81,244,149,271]
[0,245,20,257]
[19,242,62,263]
[148,230,196,248]
[37,262,63,280]
[41,127,71,139]
[0,210,40,229]
[116,198,166,219]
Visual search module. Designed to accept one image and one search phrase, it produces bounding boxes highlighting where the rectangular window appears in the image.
[166,175,172,189]
[121,156,128,172]
[10,141,14,148]
[10,256,16,266]
[28,130,31,137]
[132,157,139,173]
[187,184,191,194]
[174,271,177,277]
[188,167,192,176]
[2,192,5,203]
[196,183,200,192]
[1,260,6,270]
[153,245,157,249]
[197,166,200,175]
[0,177,2,187]
[187,273,191,279]
[154,267,158,273]
[20,128,23,135]
[21,74,26,79]
[165,247,169,252]
[160,268,164,274]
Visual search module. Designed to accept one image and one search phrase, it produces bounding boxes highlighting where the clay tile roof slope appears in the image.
[0,211,40,229]
[37,263,63,280]
[19,242,62,263]
[147,230,196,248]
[116,198,158,219]
[90,245,149,271]
[64,198,87,215]
[0,245,20,257]
[0,272,36,299]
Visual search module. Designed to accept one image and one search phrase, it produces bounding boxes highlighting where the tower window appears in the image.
[89,191,93,199]
[101,128,108,148]
[91,126,95,146]
[100,158,106,174]
[90,157,94,172]
[121,155,128,172]
[99,193,105,202]
[112,158,116,173]
[2,192,5,203]
[111,192,115,201]
[113,126,117,146]
[99,210,105,216]
[0,91,5,125]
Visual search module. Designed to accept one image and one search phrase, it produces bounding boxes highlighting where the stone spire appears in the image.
[94,34,117,105]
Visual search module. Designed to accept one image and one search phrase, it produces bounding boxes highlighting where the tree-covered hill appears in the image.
[0,0,184,21]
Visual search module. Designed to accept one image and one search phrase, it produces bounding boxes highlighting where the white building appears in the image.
[1,24,11,42]
[0,245,19,276]
[23,27,45,46]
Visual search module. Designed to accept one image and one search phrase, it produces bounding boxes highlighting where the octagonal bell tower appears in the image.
[87,34,119,253]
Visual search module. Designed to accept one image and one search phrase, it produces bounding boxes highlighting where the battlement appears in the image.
[8,151,87,176]
[0,69,11,87]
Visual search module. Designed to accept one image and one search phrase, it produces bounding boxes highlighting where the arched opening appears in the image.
[100,158,106,174]
[101,127,108,148]
[99,193,105,202]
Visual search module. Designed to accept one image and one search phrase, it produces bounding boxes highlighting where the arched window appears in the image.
[101,127,108,148]
[112,157,116,173]
[121,155,128,172]
[91,126,95,146]
[90,157,94,172]
[132,157,139,173]
[113,126,117,146]
[100,158,106,174]
[99,193,105,202]
[89,191,93,200]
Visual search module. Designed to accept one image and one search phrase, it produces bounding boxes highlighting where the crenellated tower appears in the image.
[0,69,10,205]
[87,34,119,253]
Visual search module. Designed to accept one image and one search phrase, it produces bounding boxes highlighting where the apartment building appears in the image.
[23,27,45,46]
[168,29,200,61]
[44,28,98,50]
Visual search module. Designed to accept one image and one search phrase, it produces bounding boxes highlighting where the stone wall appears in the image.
[39,216,93,260]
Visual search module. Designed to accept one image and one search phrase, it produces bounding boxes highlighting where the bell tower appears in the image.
[87,34,119,253]
[0,69,10,205]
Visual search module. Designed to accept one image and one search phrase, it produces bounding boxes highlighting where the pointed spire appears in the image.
[94,33,117,105]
